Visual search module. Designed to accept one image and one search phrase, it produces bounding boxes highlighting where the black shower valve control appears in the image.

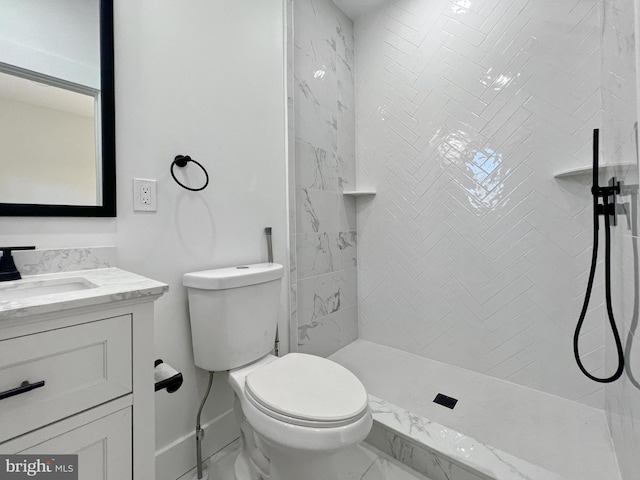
[591,178,620,198]
[596,201,617,217]
[592,177,621,227]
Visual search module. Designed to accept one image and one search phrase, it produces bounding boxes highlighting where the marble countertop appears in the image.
[0,268,168,320]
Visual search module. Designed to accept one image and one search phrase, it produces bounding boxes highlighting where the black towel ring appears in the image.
[170,155,210,191]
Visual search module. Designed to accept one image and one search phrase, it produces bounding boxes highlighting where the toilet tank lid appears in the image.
[183,263,283,290]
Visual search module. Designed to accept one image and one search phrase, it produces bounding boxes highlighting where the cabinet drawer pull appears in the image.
[0,380,45,400]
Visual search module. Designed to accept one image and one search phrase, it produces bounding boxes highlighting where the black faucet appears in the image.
[0,246,36,282]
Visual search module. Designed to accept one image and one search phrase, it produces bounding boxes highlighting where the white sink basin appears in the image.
[0,277,98,301]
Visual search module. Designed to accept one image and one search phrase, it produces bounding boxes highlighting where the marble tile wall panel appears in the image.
[601,0,640,478]
[297,269,358,356]
[295,142,340,192]
[296,232,338,279]
[339,231,357,267]
[292,0,358,356]
[287,0,298,352]
[355,0,608,406]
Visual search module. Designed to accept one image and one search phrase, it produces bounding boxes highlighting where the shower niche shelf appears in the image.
[343,190,376,197]
[554,163,637,179]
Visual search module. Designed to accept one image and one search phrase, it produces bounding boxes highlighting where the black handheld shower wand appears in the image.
[573,129,624,383]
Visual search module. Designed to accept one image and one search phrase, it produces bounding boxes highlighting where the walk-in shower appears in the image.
[289,0,640,478]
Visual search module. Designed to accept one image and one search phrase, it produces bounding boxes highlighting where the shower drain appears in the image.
[433,393,458,409]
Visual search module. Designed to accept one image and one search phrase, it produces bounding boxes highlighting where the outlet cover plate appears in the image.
[133,178,157,212]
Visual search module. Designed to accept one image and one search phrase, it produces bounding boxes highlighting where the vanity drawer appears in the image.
[0,315,132,443]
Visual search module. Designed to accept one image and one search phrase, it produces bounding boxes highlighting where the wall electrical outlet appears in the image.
[133,178,157,212]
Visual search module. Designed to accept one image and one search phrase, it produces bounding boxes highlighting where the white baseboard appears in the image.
[155,408,240,480]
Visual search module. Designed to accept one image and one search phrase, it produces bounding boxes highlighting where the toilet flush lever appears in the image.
[265,227,273,263]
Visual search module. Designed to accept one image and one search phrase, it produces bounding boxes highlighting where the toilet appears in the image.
[183,263,372,480]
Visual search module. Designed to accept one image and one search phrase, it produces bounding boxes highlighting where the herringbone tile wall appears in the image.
[355,0,609,406]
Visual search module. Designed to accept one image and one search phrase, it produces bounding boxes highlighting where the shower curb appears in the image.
[365,395,566,480]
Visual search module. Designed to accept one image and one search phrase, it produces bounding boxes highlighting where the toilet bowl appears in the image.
[183,263,372,480]
[228,353,372,480]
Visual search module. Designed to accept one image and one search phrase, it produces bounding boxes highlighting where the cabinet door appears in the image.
[16,408,132,480]
[0,314,132,443]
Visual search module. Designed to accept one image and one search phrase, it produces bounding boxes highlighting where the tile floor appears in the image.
[178,438,430,480]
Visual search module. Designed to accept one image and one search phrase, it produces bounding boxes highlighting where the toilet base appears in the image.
[234,450,260,480]
[234,406,369,480]
[230,362,372,480]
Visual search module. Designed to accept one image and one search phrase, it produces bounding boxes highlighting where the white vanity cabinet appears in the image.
[0,269,167,480]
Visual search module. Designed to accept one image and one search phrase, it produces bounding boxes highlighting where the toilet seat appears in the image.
[244,353,369,428]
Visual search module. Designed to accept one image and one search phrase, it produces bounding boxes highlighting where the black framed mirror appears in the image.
[0,0,115,217]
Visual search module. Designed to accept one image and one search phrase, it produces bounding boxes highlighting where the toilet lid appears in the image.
[245,353,368,424]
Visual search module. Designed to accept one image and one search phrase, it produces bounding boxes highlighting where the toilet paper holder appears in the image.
[154,359,183,393]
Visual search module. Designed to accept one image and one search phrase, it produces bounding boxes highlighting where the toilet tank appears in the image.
[183,263,284,371]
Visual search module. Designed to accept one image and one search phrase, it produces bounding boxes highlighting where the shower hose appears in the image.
[573,129,625,383]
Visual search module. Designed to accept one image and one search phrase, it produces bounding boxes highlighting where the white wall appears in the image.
[114,2,287,477]
[0,1,288,479]
[355,0,607,407]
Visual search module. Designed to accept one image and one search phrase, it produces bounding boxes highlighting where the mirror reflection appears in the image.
[0,70,99,206]
[0,0,114,215]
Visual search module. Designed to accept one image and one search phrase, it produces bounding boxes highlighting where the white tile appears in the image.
[338,231,357,268]
[295,140,339,192]
[338,153,356,190]
[296,232,338,279]
[298,304,358,357]
[292,0,357,357]
[339,193,357,231]
[295,97,337,153]
[297,271,342,326]
[295,0,337,69]
[197,438,428,480]
[340,267,358,307]
[295,188,339,234]
[294,66,338,113]
[361,444,431,480]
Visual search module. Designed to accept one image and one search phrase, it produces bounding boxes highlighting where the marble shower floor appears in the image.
[178,438,431,480]
[329,340,621,480]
